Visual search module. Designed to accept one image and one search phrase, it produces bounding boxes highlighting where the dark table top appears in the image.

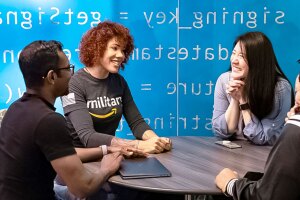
[84,136,272,195]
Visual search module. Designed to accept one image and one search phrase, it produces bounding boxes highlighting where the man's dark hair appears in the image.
[18,40,63,89]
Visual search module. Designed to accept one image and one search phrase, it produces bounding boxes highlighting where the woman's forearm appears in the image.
[110,137,139,148]
[225,99,240,133]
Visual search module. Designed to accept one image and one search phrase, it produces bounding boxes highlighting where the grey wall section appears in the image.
[0,0,299,138]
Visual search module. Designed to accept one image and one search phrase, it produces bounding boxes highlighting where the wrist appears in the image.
[110,137,118,146]
[98,166,112,180]
[107,146,112,154]
[142,130,157,140]
[100,145,108,156]
[239,102,250,110]
[135,140,140,149]
[224,178,238,197]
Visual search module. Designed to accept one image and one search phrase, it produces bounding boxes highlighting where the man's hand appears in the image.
[138,137,172,154]
[286,105,300,122]
[100,152,123,177]
[215,168,239,193]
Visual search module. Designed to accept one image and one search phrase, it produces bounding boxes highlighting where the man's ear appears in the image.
[44,70,57,85]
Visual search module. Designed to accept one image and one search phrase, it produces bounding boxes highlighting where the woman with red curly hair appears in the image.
[61,21,172,155]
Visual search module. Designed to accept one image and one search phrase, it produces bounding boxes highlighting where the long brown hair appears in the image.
[233,32,293,119]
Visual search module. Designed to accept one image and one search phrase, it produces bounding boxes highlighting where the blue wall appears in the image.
[0,0,299,138]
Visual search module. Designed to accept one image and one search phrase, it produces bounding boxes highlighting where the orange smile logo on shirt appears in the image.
[89,108,117,119]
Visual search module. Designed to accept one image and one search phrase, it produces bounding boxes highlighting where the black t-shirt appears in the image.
[0,93,76,200]
[62,69,151,147]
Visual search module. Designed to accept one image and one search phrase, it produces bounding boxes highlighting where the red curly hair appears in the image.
[79,21,134,70]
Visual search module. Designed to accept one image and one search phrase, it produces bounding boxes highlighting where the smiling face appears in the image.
[230,41,249,80]
[98,37,125,75]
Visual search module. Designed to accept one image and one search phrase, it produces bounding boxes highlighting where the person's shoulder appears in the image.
[216,71,230,83]
[284,115,300,138]
[276,77,291,91]
[72,68,86,79]
[40,112,66,127]
[280,115,300,145]
[277,77,290,84]
[69,68,90,86]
